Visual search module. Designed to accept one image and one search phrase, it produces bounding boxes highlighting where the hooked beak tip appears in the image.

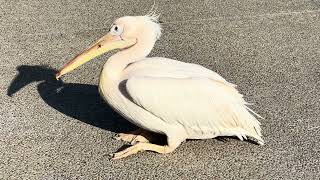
[55,72,61,80]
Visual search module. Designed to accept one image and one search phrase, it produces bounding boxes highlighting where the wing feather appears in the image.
[126,76,264,144]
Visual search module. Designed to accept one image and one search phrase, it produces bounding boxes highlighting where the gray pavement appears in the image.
[1,0,319,179]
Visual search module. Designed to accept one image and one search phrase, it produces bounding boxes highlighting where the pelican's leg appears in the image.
[111,142,176,160]
[114,129,153,144]
[111,131,186,160]
[114,129,141,142]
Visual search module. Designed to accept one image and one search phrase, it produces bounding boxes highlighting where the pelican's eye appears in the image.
[110,25,123,36]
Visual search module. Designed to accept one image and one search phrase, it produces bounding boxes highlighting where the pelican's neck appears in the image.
[101,39,155,81]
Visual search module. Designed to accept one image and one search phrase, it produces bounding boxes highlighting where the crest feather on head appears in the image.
[144,7,162,39]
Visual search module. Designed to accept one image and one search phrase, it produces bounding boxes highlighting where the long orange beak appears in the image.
[56,34,136,79]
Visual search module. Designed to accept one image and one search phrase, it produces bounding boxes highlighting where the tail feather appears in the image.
[221,127,264,145]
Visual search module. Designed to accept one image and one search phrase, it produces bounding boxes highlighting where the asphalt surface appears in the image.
[1,0,319,179]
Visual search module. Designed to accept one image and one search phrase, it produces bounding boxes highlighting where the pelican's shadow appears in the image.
[7,65,135,133]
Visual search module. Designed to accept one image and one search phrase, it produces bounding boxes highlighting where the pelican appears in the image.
[56,14,264,159]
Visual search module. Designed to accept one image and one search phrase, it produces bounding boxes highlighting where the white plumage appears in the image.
[56,15,264,159]
[124,58,263,143]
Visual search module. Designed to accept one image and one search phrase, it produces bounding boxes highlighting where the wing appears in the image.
[126,76,264,144]
[123,57,236,87]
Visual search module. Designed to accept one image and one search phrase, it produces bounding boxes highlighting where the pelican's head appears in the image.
[56,15,161,79]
